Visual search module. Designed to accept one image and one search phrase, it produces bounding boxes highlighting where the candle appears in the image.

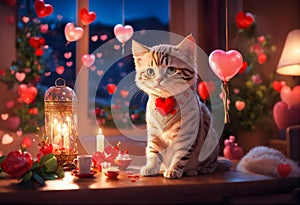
[96,128,105,152]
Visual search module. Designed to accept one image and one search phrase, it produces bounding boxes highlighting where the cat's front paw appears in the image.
[140,165,159,176]
[163,169,183,179]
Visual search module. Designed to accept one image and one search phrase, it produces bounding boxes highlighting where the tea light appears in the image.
[96,128,104,152]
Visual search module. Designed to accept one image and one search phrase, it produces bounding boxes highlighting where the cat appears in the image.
[237,146,300,178]
[132,34,225,179]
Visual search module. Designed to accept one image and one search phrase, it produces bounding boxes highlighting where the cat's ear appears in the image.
[132,40,149,58]
[176,34,196,56]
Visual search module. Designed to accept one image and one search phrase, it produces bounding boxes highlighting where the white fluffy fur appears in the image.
[237,146,300,178]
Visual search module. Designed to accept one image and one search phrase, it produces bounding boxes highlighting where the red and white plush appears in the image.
[237,146,300,178]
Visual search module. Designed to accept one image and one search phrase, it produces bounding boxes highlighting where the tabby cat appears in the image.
[132,35,222,179]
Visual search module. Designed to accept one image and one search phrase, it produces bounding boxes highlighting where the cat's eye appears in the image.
[167,67,177,75]
[146,68,155,76]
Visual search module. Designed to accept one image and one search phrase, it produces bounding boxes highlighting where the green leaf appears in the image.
[43,156,57,173]
[0,155,6,165]
[56,166,65,178]
[31,162,40,171]
[22,171,33,183]
[33,173,45,186]
[40,153,54,166]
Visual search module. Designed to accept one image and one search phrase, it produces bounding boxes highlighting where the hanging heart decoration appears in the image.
[15,72,26,82]
[29,36,46,48]
[64,23,84,43]
[34,0,54,18]
[107,84,117,95]
[155,97,176,116]
[2,134,14,145]
[17,84,38,105]
[280,85,300,107]
[79,8,96,25]
[81,54,96,68]
[209,49,243,123]
[235,100,246,111]
[272,80,286,93]
[236,11,255,29]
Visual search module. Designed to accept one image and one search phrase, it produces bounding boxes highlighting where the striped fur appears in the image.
[132,35,219,179]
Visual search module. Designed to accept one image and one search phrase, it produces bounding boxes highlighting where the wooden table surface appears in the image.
[0,167,299,204]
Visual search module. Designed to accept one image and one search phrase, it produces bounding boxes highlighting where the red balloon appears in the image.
[236,11,255,29]
[197,81,215,101]
[79,8,96,25]
[29,37,46,48]
[34,0,53,18]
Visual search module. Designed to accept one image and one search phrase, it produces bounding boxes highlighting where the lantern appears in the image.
[44,78,78,168]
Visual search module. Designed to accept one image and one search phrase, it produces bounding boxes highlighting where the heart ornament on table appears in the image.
[277,163,291,178]
[209,49,243,82]
[114,24,134,45]
[64,23,84,43]
[34,0,53,18]
[280,85,300,107]
[155,97,176,116]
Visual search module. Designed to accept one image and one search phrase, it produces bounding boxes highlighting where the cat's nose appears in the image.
[156,78,162,85]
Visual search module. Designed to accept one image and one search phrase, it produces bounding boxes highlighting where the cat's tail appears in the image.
[216,158,232,171]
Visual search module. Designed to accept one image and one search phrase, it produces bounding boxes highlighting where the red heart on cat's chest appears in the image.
[277,163,291,178]
[155,97,176,116]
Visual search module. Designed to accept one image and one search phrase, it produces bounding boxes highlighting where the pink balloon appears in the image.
[114,24,134,44]
[64,23,84,42]
[273,101,300,129]
[280,85,300,107]
[81,54,95,68]
[208,49,243,82]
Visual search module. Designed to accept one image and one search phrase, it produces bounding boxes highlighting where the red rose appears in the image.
[1,150,33,178]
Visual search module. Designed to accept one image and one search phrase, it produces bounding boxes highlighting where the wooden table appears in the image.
[0,167,299,204]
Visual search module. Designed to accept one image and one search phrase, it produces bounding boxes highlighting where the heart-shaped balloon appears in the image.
[272,80,286,93]
[235,100,246,111]
[29,36,46,48]
[236,11,255,29]
[280,85,300,107]
[277,163,291,178]
[155,97,176,116]
[79,8,96,25]
[107,84,117,95]
[197,81,215,101]
[273,101,300,129]
[64,23,84,42]
[34,0,53,18]
[81,54,95,68]
[209,49,243,82]
[114,24,134,44]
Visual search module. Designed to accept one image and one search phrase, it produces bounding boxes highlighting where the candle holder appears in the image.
[44,78,78,169]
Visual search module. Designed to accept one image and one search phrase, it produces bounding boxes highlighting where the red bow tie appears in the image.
[155,97,177,116]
